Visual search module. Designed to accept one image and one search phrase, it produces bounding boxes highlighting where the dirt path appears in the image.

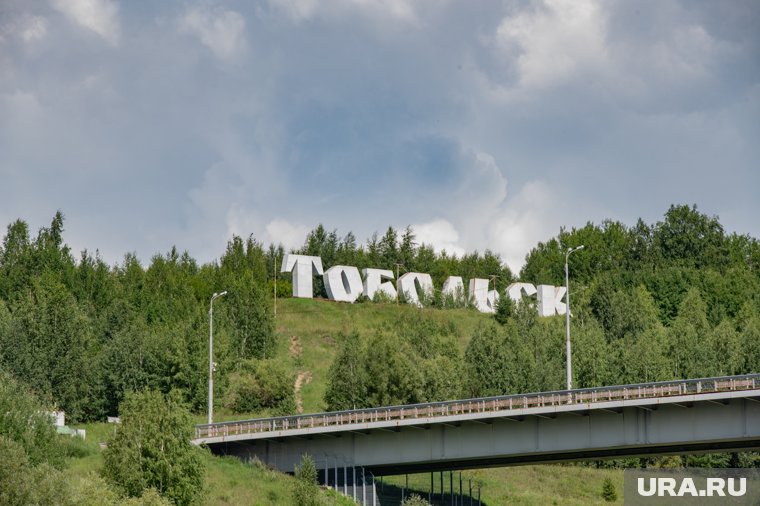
[289,335,302,358]
[294,370,312,414]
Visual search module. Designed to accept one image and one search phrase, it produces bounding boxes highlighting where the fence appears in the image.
[195,374,760,440]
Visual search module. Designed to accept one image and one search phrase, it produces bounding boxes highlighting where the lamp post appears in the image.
[565,246,584,392]
[208,291,227,425]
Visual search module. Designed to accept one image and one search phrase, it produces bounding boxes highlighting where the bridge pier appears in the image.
[315,461,378,505]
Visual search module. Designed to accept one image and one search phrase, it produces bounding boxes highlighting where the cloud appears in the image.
[51,0,120,46]
[411,219,465,257]
[265,219,310,251]
[1,1,758,272]
[495,0,608,90]
[267,0,418,23]
[179,5,246,61]
[6,14,49,43]
[486,180,561,274]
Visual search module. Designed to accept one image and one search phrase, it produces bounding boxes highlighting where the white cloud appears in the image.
[495,0,608,90]
[51,0,121,46]
[268,0,319,22]
[268,0,417,23]
[411,219,465,257]
[179,6,246,61]
[19,15,48,43]
[486,180,561,274]
[265,219,310,251]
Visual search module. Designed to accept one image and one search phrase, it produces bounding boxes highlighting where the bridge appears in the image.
[194,375,760,504]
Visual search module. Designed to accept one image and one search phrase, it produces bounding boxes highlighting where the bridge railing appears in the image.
[194,374,760,440]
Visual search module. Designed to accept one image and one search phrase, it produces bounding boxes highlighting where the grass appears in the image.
[63,422,355,505]
[379,466,624,505]
[273,297,489,415]
[66,298,628,504]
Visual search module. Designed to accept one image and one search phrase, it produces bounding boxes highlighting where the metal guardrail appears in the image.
[194,374,760,440]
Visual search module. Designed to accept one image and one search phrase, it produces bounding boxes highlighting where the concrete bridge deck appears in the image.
[194,374,760,477]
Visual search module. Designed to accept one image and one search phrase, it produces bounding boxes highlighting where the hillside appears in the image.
[180,297,624,504]
[3,206,759,504]
[62,298,625,505]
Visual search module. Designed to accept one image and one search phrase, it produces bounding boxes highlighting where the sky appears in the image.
[1,0,758,273]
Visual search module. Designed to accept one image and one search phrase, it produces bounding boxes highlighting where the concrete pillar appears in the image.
[353,467,357,501]
[362,467,366,505]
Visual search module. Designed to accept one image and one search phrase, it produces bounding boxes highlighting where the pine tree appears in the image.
[602,477,617,502]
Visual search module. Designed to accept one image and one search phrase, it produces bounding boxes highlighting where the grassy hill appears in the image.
[69,297,616,505]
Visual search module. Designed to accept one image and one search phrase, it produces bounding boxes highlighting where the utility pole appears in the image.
[565,245,585,391]
[208,291,227,425]
[395,263,404,304]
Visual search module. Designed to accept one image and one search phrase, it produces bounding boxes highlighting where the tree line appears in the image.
[0,212,515,423]
[325,205,760,404]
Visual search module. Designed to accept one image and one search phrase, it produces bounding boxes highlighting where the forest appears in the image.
[0,205,759,422]
[2,204,760,504]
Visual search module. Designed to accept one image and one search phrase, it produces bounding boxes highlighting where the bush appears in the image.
[103,390,205,505]
[293,454,321,506]
[0,371,64,467]
[602,477,617,502]
[402,494,432,506]
[225,359,296,415]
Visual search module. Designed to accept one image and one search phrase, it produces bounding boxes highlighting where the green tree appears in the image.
[601,477,617,502]
[225,359,296,415]
[464,324,513,396]
[0,371,63,467]
[364,332,424,406]
[324,333,369,411]
[402,494,432,506]
[668,288,713,378]
[653,204,728,269]
[712,319,742,376]
[223,271,276,360]
[103,390,205,505]
[1,274,97,421]
[572,318,610,388]
[293,454,321,506]
[100,320,193,416]
[493,294,514,325]
[738,303,760,373]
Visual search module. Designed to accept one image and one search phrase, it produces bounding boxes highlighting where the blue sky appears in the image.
[1,0,758,271]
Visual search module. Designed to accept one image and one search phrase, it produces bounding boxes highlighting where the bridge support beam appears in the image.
[208,395,760,477]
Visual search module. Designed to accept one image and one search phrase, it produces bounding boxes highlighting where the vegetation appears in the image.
[602,477,617,502]
[293,454,320,506]
[1,203,760,503]
[103,390,205,505]
[401,494,431,506]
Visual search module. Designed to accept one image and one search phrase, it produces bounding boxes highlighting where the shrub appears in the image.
[602,477,617,502]
[103,390,205,505]
[225,359,296,415]
[293,454,321,506]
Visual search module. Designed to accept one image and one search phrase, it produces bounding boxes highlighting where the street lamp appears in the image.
[565,245,584,392]
[208,291,227,425]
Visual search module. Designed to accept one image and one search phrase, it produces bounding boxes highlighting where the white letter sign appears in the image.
[281,254,324,298]
[537,284,567,316]
[324,265,363,303]
[362,268,396,300]
[398,272,433,307]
